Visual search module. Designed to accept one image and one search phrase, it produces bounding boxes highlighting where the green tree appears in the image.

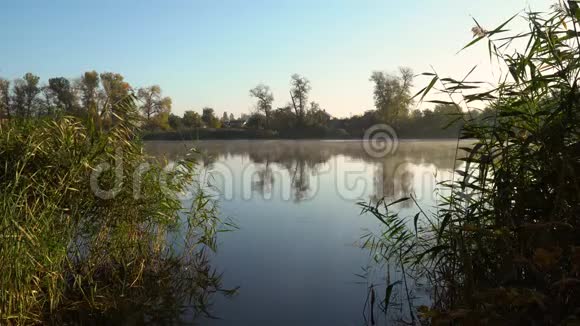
[147,111,171,130]
[289,74,311,127]
[168,113,183,130]
[48,77,77,114]
[410,109,423,120]
[270,106,295,131]
[79,71,100,112]
[370,67,413,124]
[249,84,274,128]
[221,111,229,126]
[246,112,267,129]
[137,85,172,121]
[183,110,202,128]
[99,72,130,127]
[100,72,130,109]
[0,79,10,118]
[202,107,220,128]
[305,101,330,127]
[12,73,41,117]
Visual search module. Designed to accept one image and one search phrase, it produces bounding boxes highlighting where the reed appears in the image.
[0,95,232,324]
[361,3,580,324]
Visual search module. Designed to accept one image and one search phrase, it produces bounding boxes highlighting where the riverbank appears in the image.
[141,128,461,141]
[0,108,230,324]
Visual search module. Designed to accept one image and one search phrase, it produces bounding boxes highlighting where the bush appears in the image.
[362,5,580,324]
[0,96,231,324]
[142,127,278,140]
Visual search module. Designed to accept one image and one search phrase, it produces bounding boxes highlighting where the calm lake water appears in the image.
[144,140,459,325]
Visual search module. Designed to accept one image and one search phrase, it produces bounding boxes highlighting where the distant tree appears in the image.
[246,112,267,129]
[229,113,235,121]
[168,113,183,130]
[12,73,41,117]
[433,104,462,131]
[147,111,171,130]
[40,85,56,116]
[48,77,77,114]
[289,74,311,127]
[183,110,202,128]
[80,71,100,112]
[221,111,229,126]
[410,109,423,120]
[433,103,461,115]
[270,106,296,131]
[12,80,26,117]
[305,101,330,127]
[0,78,11,118]
[249,84,274,128]
[339,110,379,136]
[99,72,130,127]
[202,107,220,128]
[137,85,172,120]
[100,72,130,109]
[370,67,413,124]
[23,73,41,117]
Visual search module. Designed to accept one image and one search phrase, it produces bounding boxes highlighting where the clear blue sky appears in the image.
[1,0,550,117]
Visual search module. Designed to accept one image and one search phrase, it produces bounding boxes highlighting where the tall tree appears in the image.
[246,113,267,129]
[201,107,220,128]
[100,72,130,109]
[221,111,229,126]
[149,111,170,130]
[12,73,41,117]
[48,77,77,114]
[98,72,130,127]
[182,110,202,128]
[305,101,330,127]
[289,74,311,127]
[369,67,413,124]
[270,106,296,131]
[249,84,274,128]
[137,85,172,120]
[168,113,183,130]
[12,80,26,117]
[0,79,10,118]
[40,85,56,116]
[80,71,100,112]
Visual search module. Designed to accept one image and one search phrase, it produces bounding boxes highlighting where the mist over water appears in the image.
[143,140,462,325]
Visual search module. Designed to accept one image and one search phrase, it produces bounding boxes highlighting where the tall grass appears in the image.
[0,95,232,324]
[361,3,580,324]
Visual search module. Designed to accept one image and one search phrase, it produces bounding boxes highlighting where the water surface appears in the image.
[145,140,459,325]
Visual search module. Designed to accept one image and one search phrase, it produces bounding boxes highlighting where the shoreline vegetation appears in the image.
[141,127,467,141]
[361,5,580,325]
[0,64,493,144]
[1,1,579,325]
[0,95,235,324]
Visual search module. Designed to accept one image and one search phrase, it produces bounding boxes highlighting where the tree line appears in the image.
[0,70,492,139]
[0,71,173,130]
[162,70,493,139]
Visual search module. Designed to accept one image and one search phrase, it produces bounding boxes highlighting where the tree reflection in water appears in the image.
[143,139,465,325]
[145,140,460,204]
